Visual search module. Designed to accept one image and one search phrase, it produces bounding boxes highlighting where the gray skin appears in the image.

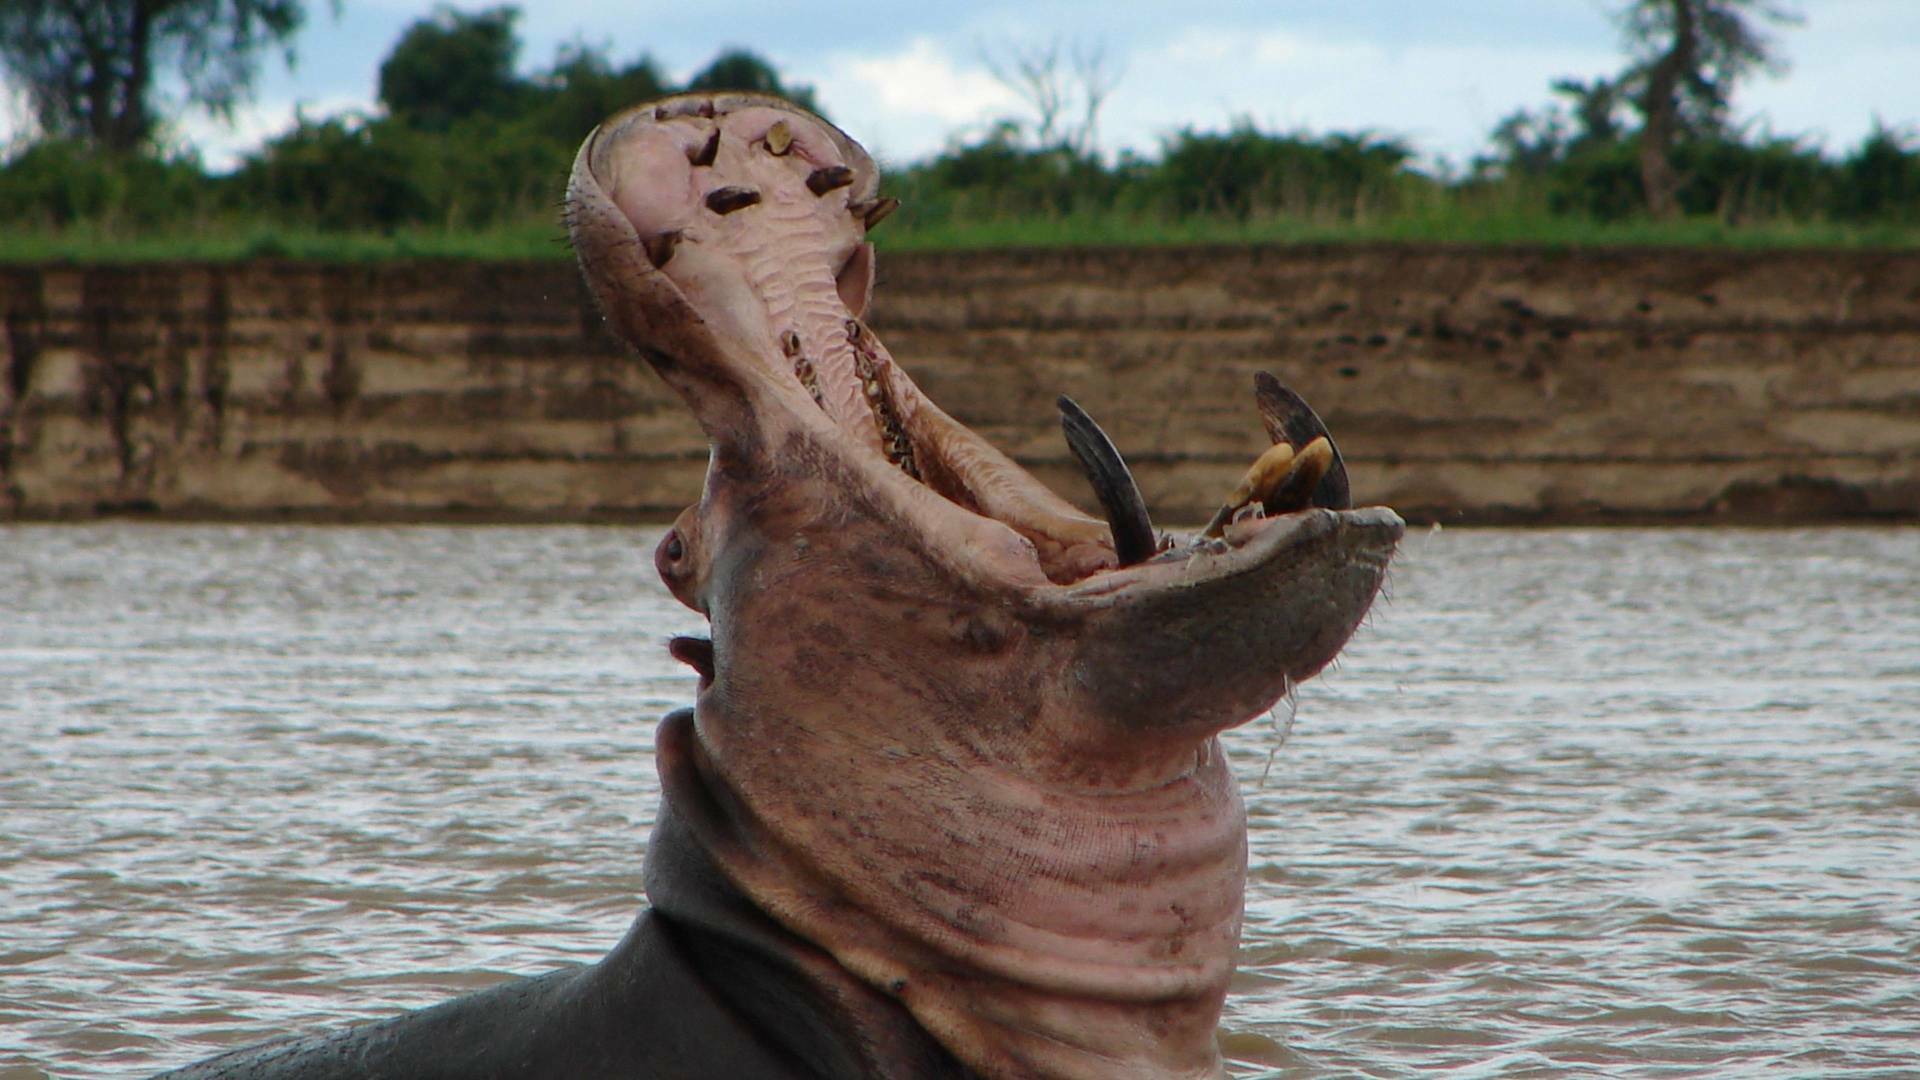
[159,727,968,1079]
[158,94,1401,1080]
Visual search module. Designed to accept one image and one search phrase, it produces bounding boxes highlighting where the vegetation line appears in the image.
[2,2,1916,261]
[4,213,1915,265]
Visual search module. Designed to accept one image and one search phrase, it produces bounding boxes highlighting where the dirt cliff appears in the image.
[3,247,1915,524]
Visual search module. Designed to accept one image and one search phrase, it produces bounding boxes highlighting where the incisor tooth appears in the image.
[851,197,899,230]
[807,165,855,195]
[1260,436,1335,514]
[1203,442,1297,537]
[766,120,792,155]
[688,129,719,167]
[642,230,681,269]
[705,186,761,214]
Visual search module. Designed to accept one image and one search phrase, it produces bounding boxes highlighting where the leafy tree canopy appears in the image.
[685,48,821,116]
[1618,0,1800,137]
[532,42,670,140]
[378,4,523,132]
[0,0,311,154]
[1618,0,1802,216]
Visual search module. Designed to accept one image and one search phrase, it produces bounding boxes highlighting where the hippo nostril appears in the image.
[664,531,685,562]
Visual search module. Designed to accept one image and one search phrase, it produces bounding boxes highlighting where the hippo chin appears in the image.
[161,93,1400,1080]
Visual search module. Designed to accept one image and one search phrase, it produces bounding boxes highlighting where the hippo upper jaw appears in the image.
[566,100,1401,763]
[567,93,1401,1079]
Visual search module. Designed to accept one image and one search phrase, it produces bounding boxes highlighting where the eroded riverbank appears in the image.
[2,246,1916,524]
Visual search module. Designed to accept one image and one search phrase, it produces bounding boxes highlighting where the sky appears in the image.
[5,1,1919,173]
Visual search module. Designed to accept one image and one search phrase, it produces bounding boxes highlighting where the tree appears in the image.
[1616,0,1800,218]
[535,42,669,141]
[1836,121,1920,223]
[1480,77,1625,180]
[685,48,820,115]
[1553,76,1628,149]
[0,0,310,154]
[981,37,1123,157]
[378,4,523,132]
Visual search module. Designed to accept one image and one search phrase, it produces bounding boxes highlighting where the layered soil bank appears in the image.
[2,247,1916,524]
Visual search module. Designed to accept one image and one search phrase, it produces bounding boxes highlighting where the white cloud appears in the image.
[1161,28,1240,66]
[803,36,1020,163]
[1,84,34,151]
[5,1,1918,175]
[1109,29,1617,166]
[1735,4,1920,152]
[1249,32,1313,67]
[849,37,1016,123]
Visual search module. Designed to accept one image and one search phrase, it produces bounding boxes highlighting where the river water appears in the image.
[2,524,1915,1078]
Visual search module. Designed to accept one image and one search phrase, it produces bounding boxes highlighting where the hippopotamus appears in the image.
[159,93,1400,1079]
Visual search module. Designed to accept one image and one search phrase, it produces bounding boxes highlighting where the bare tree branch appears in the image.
[1070,40,1124,157]
[981,35,1123,156]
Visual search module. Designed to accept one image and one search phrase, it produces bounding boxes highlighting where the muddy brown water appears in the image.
[2,524,1916,1078]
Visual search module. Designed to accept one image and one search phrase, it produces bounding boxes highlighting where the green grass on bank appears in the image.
[874,210,1920,252]
[3,210,1916,263]
[0,220,578,263]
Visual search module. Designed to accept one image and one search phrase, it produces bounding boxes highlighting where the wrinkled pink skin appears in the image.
[568,94,1401,1079]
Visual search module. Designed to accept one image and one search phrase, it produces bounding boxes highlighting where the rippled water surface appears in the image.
[3,524,1916,1078]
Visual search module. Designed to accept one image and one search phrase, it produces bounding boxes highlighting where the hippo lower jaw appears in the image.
[568,94,1402,1078]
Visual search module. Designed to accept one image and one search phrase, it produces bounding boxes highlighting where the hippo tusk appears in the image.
[1056,395,1157,567]
[1253,371,1352,510]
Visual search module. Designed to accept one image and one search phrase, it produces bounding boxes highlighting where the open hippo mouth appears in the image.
[567,93,1402,736]
[567,93,1402,1079]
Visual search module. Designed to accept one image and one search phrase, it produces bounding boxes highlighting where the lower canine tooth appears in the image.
[1056,395,1157,567]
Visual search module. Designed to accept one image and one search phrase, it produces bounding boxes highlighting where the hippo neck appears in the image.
[656,706,1243,1079]
[642,709,971,1079]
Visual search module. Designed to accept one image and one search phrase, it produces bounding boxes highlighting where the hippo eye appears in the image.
[664,531,685,562]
